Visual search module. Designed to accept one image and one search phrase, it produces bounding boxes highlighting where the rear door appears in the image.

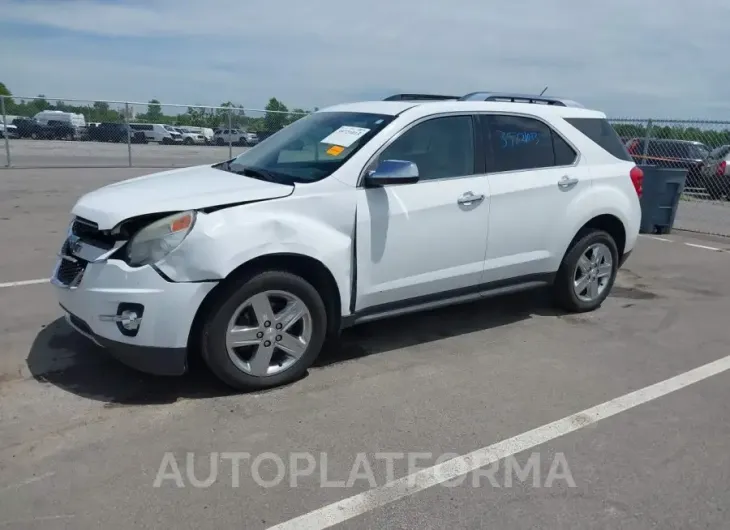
[480,113,581,282]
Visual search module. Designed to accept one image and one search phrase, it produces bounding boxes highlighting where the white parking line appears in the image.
[647,236,673,242]
[267,353,730,530]
[0,278,49,289]
[684,243,722,252]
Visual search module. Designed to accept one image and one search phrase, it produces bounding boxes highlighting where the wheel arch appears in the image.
[565,213,627,262]
[187,252,343,353]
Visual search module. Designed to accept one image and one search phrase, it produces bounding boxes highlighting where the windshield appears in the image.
[226,111,395,184]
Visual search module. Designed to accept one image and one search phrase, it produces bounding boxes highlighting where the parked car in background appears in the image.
[12,117,46,139]
[625,138,710,188]
[184,126,214,144]
[213,128,259,146]
[129,123,182,144]
[44,120,80,140]
[88,122,148,143]
[698,144,730,200]
[242,131,259,146]
[34,110,87,139]
[0,121,19,139]
[175,128,207,145]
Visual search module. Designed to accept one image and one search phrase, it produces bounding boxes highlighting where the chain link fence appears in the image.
[1,96,728,235]
[0,95,308,169]
[609,118,730,236]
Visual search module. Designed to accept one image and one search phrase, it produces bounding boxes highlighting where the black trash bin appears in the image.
[638,165,688,234]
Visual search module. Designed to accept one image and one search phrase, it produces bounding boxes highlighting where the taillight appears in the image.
[630,166,643,197]
[717,160,727,177]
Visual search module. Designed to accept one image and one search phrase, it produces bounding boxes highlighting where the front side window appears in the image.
[378,116,475,180]
[487,114,575,172]
[227,111,394,184]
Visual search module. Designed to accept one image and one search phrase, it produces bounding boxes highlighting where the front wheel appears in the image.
[553,230,618,313]
[200,271,328,391]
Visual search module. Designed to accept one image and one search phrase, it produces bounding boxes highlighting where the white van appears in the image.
[128,123,183,144]
[34,110,86,128]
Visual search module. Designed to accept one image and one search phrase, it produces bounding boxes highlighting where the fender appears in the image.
[548,183,636,268]
[156,192,356,315]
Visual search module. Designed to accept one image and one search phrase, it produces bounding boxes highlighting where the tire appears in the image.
[31,132,39,140]
[216,137,225,146]
[553,229,619,313]
[200,271,328,391]
[184,138,194,145]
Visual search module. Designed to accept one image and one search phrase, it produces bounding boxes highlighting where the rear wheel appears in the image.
[553,230,618,313]
[184,137,194,145]
[216,137,225,146]
[200,271,327,391]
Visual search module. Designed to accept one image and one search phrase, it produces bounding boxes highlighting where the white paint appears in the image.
[0,278,48,289]
[0,515,75,527]
[0,472,55,492]
[267,354,730,530]
[320,126,370,147]
[684,243,721,252]
[647,236,673,242]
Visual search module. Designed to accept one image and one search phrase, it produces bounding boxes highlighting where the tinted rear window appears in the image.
[564,118,632,161]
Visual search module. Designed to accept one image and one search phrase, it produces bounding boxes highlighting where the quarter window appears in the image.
[487,115,577,172]
[379,116,475,180]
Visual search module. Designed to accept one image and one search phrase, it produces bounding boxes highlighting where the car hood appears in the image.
[72,164,294,229]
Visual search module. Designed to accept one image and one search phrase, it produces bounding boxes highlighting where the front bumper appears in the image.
[52,256,216,376]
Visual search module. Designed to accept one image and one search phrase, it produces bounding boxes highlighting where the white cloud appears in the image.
[2,0,729,119]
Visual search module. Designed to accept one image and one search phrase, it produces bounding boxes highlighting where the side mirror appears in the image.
[364,159,419,186]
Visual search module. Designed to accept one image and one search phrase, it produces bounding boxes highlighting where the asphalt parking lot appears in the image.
[1,139,249,168]
[1,166,730,529]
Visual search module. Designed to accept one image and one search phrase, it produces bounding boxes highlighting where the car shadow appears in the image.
[26,288,563,406]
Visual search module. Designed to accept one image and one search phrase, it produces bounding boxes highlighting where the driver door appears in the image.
[355,114,491,312]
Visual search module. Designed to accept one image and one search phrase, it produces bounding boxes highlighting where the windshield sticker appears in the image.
[326,145,345,156]
[320,126,371,147]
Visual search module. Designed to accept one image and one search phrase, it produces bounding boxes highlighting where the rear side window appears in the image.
[564,118,632,161]
[486,115,577,172]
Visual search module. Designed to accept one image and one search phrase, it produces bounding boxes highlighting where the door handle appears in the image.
[557,175,579,190]
[457,191,485,206]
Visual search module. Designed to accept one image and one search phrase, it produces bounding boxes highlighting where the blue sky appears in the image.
[1,0,729,119]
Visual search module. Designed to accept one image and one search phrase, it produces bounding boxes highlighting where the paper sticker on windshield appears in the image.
[326,145,345,156]
[320,126,370,147]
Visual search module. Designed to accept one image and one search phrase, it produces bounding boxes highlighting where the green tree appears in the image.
[263,97,289,132]
[146,99,163,122]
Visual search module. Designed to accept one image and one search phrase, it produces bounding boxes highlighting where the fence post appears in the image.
[227,108,233,159]
[1,96,10,168]
[124,102,132,167]
[641,119,653,164]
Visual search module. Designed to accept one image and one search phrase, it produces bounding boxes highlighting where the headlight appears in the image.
[126,211,196,267]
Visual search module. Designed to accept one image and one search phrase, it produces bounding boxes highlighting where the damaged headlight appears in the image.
[126,211,196,267]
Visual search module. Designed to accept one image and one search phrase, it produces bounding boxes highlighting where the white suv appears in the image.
[51,92,643,391]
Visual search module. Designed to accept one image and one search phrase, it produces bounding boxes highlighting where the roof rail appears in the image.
[459,92,584,108]
[383,93,459,102]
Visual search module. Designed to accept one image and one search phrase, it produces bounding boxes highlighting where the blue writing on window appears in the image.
[498,130,542,149]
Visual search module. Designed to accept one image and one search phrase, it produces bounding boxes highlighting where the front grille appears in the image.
[56,257,87,286]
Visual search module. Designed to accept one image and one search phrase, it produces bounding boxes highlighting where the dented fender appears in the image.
[156,187,357,316]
